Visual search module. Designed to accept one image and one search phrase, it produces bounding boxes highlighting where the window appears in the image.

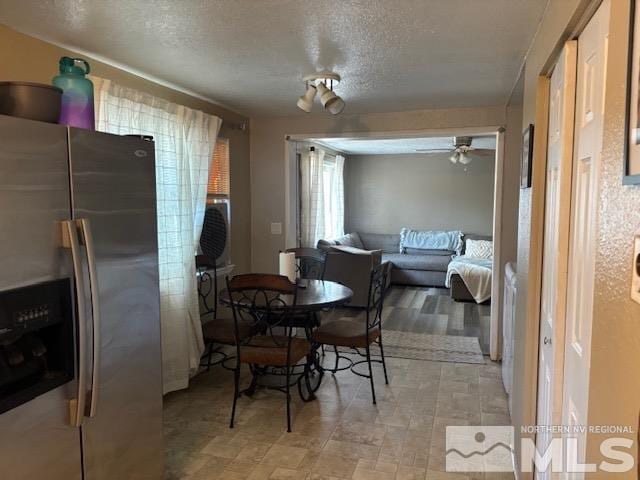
[207,138,230,203]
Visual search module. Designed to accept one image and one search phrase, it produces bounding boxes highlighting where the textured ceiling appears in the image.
[0,0,547,117]
[313,135,496,155]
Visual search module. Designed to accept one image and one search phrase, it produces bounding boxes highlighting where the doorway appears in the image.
[284,127,509,359]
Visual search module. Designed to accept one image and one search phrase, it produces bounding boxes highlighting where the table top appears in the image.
[219,279,353,310]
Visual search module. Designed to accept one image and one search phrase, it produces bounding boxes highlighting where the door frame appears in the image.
[520,1,607,479]
[285,125,506,360]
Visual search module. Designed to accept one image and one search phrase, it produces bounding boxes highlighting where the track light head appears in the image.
[296,84,317,112]
[449,152,459,164]
[327,96,345,115]
[317,82,345,115]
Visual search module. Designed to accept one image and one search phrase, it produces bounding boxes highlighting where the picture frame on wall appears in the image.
[521,124,534,189]
[624,0,640,184]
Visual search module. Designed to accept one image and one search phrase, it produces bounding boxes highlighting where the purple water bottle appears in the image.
[52,57,95,129]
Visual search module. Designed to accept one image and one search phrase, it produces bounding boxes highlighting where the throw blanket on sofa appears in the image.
[445,256,493,303]
[400,228,463,254]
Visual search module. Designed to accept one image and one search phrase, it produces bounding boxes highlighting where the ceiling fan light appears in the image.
[296,84,317,112]
[449,152,459,164]
[459,152,472,165]
[326,96,345,115]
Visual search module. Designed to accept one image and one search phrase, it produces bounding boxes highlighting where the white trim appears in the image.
[286,126,504,142]
[490,130,506,360]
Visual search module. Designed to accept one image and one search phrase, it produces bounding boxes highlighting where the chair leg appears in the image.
[333,345,339,372]
[378,334,389,385]
[230,364,240,428]
[366,344,377,405]
[206,342,214,371]
[285,364,292,433]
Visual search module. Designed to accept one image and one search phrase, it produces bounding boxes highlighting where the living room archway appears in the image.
[283,126,510,361]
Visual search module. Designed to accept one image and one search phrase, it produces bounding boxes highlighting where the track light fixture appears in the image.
[296,71,345,114]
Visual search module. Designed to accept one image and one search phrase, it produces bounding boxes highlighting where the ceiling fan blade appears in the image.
[414,148,452,153]
[471,149,496,156]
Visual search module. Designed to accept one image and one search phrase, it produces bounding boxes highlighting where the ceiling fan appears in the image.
[415,136,494,165]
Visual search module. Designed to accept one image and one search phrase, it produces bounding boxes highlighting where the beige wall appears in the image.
[249,106,506,273]
[586,0,640,473]
[344,153,495,236]
[0,25,252,273]
[513,0,640,476]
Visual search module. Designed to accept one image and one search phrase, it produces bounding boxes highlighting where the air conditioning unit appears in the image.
[200,202,230,267]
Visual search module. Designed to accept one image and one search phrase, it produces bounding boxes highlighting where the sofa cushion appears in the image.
[382,253,451,272]
[404,248,455,256]
[317,239,336,251]
[323,232,364,249]
[358,232,401,253]
[317,232,363,251]
[462,234,492,255]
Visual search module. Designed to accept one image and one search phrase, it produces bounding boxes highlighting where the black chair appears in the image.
[285,247,327,281]
[197,255,247,370]
[312,262,390,404]
[283,248,327,333]
[226,273,311,432]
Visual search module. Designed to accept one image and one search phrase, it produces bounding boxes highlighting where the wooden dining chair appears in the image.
[226,273,311,432]
[312,262,390,404]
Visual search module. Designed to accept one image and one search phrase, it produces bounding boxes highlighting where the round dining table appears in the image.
[218,279,353,401]
[219,279,353,311]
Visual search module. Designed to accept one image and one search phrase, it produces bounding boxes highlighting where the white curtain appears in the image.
[300,147,325,247]
[327,154,345,240]
[300,147,344,247]
[92,76,222,394]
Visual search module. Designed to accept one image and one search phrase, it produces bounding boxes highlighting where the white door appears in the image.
[535,40,577,480]
[562,0,610,477]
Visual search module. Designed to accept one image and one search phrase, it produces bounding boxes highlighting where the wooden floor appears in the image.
[331,285,492,355]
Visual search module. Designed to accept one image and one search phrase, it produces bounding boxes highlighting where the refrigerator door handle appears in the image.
[78,218,101,418]
[61,220,88,428]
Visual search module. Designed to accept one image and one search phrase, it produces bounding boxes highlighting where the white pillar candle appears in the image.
[279,252,296,282]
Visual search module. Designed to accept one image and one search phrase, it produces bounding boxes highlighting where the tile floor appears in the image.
[164,351,513,480]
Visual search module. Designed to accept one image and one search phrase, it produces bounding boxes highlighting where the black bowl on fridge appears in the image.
[0,82,63,123]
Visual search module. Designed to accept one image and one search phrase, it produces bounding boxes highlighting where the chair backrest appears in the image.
[285,247,327,280]
[226,274,298,345]
[365,262,389,330]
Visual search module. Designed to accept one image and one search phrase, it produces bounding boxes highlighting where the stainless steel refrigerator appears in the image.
[0,115,163,479]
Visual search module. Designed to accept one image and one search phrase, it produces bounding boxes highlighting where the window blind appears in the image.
[207,138,230,197]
